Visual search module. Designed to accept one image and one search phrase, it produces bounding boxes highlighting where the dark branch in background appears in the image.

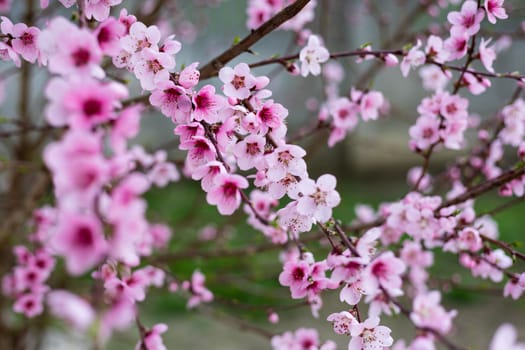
[199,0,311,79]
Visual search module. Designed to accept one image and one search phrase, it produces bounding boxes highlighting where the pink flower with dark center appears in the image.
[257,100,288,132]
[120,21,161,53]
[292,174,341,223]
[39,17,103,76]
[444,28,469,61]
[485,0,507,24]
[277,201,314,236]
[11,23,40,63]
[179,136,217,170]
[360,91,384,121]
[265,144,307,182]
[131,47,175,91]
[52,213,108,275]
[206,173,249,215]
[95,17,126,56]
[327,311,358,335]
[137,323,168,350]
[409,114,440,150]
[329,97,359,130]
[193,84,222,123]
[361,251,406,295]
[150,81,192,122]
[192,161,227,192]
[233,134,266,170]
[219,63,256,100]
[14,293,44,318]
[45,77,126,128]
[278,260,310,299]
[448,0,485,37]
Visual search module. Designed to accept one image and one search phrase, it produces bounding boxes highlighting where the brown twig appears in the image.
[199,0,311,79]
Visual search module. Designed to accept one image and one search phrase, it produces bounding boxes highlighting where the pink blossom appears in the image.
[184,270,213,308]
[444,28,469,61]
[193,84,223,123]
[279,260,310,299]
[180,136,217,170]
[277,201,314,236]
[233,134,266,170]
[120,21,161,53]
[291,174,341,223]
[361,251,406,295]
[401,41,425,77]
[14,293,44,318]
[137,323,168,350]
[257,99,288,132]
[45,77,126,128]
[95,17,126,56]
[447,0,485,37]
[149,81,192,123]
[410,291,457,334]
[327,311,358,335]
[51,212,108,275]
[178,62,200,88]
[479,37,496,73]
[131,47,175,91]
[10,23,40,63]
[39,17,103,76]
[360,91,384,121]
[206,173,249,215]
[299,34,329,77]
[265,144,307,183]
[219,63,256,100]
[485,0,508,24]
[328,97,359,130]
[489,323,525,350]
[409,114,440,150]
[47,290,95,331]
[349,316,394,350]
[148,161,180,187]
[419,65,451,92]
[84,0,123,22]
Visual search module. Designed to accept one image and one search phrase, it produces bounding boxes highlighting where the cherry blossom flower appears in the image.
[183,270,213,308]
[84,0,123,22]
[479,38,496,73]
[410,291,457,334]
[299,34,329,77]
[51,212,108,275]
[206,173,249,215]
[219,63,256,100]
[327,310,358,335]
[233,134,266,170]
[489,323,525,350]
[47,290,95,331]
[400,40,425,77]
[485,0,508,24]
[349,316,394,350]
[137,323,168,350]
[447,0,485,37]
[291,174,341,223]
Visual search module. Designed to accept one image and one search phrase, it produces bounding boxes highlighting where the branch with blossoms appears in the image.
[1,0,525,349]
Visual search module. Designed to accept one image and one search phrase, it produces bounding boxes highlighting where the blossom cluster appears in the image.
[0,0,524,349]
